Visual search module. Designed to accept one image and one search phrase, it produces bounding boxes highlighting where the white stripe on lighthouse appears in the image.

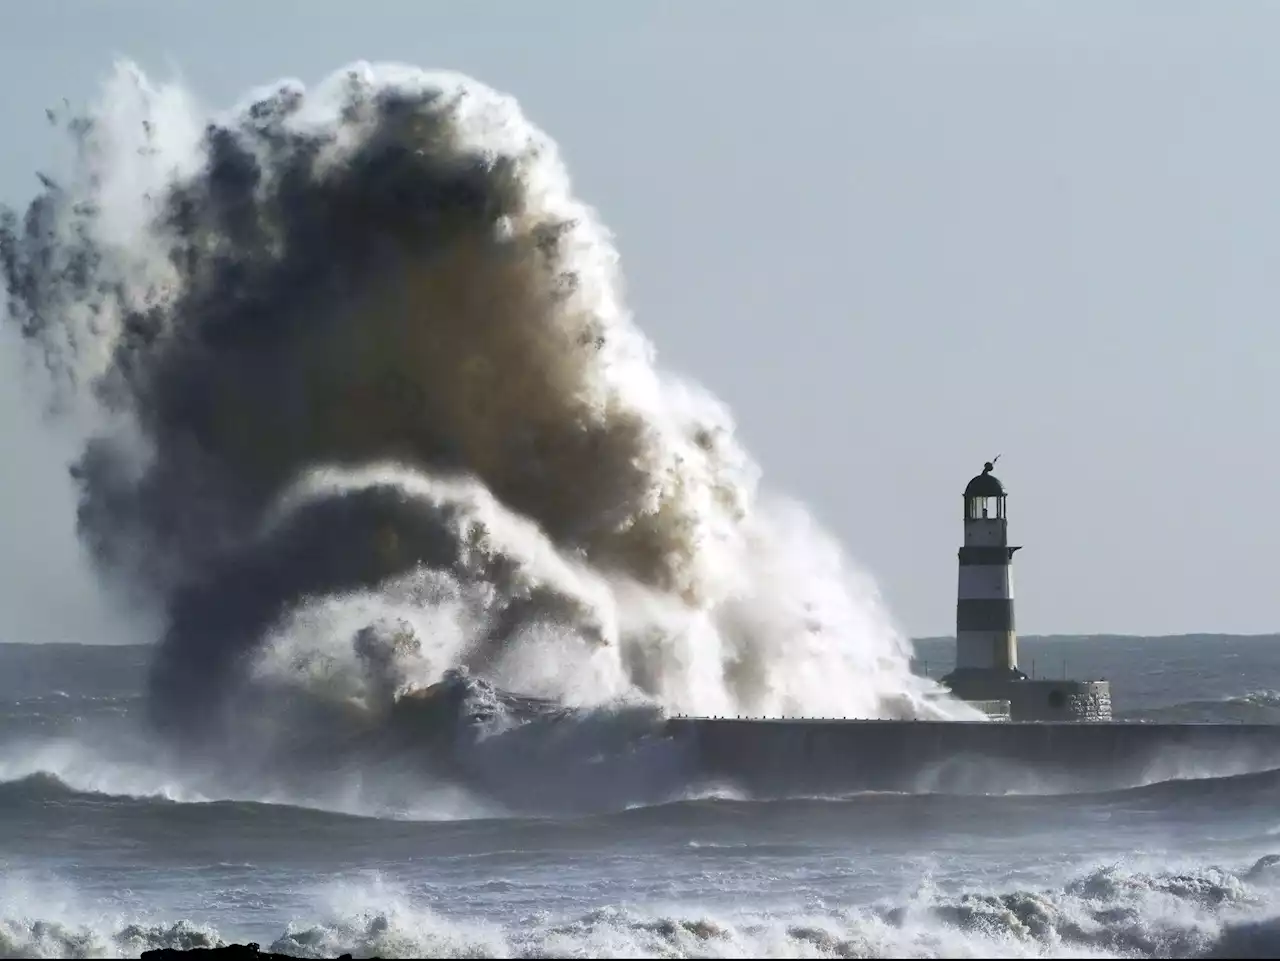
[955,630,1018,671]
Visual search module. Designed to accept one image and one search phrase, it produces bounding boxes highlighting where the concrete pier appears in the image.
[665,717,1280,794]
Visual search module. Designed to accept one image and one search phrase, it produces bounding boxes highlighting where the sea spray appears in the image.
[0,59,975,754]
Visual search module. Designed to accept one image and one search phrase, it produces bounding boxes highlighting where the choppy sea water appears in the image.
[1,635,1279,959]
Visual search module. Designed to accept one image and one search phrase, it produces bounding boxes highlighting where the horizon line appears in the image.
[1,631,1279,649]
[913,632,1280,642]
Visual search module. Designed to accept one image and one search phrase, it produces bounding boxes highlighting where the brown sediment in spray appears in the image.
[1,61,965,738]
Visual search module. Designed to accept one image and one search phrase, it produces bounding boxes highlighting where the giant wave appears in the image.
[0,60,979,810]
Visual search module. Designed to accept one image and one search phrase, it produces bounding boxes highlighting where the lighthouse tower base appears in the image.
[942,672,1113,722]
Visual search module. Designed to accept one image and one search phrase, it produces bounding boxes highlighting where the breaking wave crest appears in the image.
[4,860,1280,958]
[0,58,974,801]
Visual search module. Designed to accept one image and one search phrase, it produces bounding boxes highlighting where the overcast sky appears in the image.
[1,1,1276,642]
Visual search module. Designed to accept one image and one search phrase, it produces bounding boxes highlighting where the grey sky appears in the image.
[0,2,1275,642]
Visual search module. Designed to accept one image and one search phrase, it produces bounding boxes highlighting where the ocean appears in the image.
[2,635,1280,959]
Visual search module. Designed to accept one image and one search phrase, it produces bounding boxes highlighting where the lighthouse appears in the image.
[941,460,1113,721]
[943,460,1027,695]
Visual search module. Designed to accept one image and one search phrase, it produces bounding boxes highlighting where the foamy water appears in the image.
[0,638,1279,959]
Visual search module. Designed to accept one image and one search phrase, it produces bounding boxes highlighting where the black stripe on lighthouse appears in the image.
[956,598,1016,632]
[958,546,1018,566]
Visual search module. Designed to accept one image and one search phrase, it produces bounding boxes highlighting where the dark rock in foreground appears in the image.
[141,945,379,961]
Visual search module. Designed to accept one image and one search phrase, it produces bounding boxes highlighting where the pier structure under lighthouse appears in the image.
[941,461,1113,722]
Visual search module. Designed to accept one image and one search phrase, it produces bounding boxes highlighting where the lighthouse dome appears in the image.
[964,462,1005,498]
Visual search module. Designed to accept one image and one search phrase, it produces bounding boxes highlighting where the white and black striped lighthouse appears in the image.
[943,460,1028,694]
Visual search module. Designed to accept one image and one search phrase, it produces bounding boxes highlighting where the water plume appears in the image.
[0,59,971,755]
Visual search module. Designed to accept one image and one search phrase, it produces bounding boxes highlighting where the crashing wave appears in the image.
[0,59,972,789]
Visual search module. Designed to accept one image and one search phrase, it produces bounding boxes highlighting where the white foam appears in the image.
[0,859,1277,958]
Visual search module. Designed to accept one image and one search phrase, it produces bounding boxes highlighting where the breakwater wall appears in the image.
[664,718,1280,794]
